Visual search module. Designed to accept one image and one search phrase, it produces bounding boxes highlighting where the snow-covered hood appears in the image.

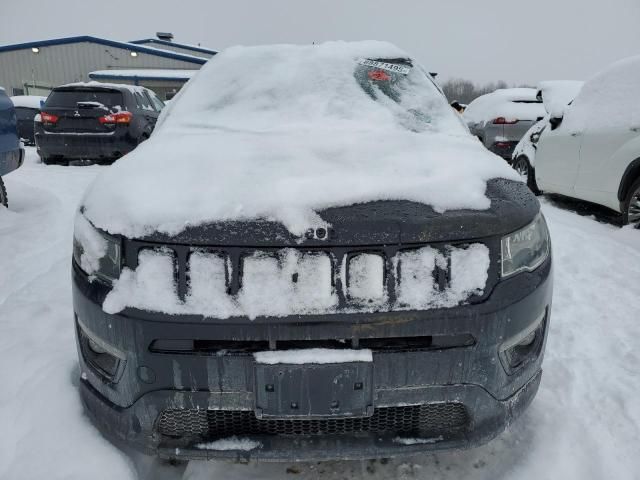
[81,41,521,239]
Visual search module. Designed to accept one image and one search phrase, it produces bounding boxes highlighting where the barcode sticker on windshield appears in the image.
[357,58,411,75]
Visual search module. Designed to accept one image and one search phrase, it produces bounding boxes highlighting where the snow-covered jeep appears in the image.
[71,41,553,461]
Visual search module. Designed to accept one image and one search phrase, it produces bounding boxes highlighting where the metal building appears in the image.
[0,35,215,100]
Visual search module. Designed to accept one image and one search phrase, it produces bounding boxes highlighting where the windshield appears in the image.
[354,58,450,131]
[45,90,123,109]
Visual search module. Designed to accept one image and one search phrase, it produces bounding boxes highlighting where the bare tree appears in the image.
[441,78,509,104]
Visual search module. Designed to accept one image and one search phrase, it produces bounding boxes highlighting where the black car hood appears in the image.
[135,179,539,247]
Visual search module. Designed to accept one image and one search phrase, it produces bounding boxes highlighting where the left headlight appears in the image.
[73,212,121,283]
[501,213,550,278]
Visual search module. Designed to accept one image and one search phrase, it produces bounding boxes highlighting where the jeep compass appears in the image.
[72,41,552,462]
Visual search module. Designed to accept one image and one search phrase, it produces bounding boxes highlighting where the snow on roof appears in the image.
[10,95,46,109]
[130,38,217,55]
[82,41,519,239]
[57,81,150,94]
[463,88,546,124]
[537,80,584,118]
[562,55,640,133]
[89,69,198,81]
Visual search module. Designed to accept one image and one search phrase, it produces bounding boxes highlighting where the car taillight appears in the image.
[41,112,59,124]
[493,117,519,124]
[98,111,133,125]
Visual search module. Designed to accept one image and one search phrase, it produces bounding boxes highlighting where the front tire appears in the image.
[622,177,640,227]
[513,155,541,195]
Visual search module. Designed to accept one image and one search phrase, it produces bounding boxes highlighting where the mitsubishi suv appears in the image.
[35,82,164,165]
[72,42,553,461]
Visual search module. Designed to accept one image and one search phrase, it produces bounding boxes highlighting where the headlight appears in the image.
[73,212,121,283]
[501,213,550,277]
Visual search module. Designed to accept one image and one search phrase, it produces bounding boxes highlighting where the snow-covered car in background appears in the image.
[72,42,552,461]
[35,82,164,165]
[464,88,546,160]
[0,87,24,206]
[10,95,46,146]
[511,81,584,193]
[536,56,640,226]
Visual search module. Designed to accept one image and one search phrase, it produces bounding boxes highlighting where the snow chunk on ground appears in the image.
[254,348,373,365]
[464,88,546,125]
[195,436,262,451]
[393,435,444,445]
[81,41,519,239]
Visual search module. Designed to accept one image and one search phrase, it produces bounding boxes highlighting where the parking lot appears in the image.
[1,148,638,480]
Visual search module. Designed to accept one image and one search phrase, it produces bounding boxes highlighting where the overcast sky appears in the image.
[2,0,639,85]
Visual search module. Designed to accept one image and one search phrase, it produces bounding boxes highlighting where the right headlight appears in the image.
[73,212,121,283]
[501,213,550,278]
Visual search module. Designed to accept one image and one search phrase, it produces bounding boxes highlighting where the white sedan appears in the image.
[535,57,640,226]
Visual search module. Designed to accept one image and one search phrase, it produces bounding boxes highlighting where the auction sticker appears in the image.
[357,58,411,75]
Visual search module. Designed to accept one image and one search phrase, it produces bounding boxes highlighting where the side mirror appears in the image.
[549,116,563,130]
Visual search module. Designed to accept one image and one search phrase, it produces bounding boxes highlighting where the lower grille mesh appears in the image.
[157,403,469,439]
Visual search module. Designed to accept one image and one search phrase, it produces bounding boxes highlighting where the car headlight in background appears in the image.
[73,212,121,283]
[501,213,550,277]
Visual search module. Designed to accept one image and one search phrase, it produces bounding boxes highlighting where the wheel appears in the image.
[0,177,7,207]
[513,155,541,195]
[622,177,640,227]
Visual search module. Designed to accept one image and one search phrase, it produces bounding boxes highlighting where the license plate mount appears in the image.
[254,362,374,419]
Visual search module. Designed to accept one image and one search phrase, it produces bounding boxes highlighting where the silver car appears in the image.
[464,88,546,160]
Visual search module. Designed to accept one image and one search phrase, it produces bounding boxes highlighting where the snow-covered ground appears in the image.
[1,148,639,480]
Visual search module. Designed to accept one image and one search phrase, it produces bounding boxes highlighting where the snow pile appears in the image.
[81,41,519,239]
[10,95,46,109]
[464,88,546,125]
[103,243,488,317]
[537,80,583,118]
[254,348,373,365]
[396,244,489,309]
[195,437,262,451]
[562,55,640,134]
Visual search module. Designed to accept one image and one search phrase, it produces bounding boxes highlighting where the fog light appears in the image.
[76,317,125,382]
[88,338,107,355]
[500,310,546,373]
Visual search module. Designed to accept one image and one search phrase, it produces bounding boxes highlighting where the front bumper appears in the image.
[73,258,552,461]
[35,127,137,159]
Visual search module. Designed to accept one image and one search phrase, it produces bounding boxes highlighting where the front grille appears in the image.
[123,241,498,313]
[156,403,469,439]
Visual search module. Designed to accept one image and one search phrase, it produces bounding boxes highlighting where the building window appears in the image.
[12,87,25,96]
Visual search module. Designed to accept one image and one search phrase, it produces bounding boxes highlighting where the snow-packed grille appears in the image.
[156,403,469,438]
[121,240,497,315]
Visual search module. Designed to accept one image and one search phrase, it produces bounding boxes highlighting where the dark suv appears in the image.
[72,43,552,462]
[0,88,24,206]
[35,83,164,165]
